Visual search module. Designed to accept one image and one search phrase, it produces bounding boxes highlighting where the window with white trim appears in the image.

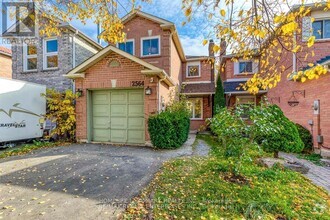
[186,61,201,77]
[23,44,37,71]
[43,38,58,69]
[187,98,203,119]
[118,39,134,55]
[141,36,160,56]
[239,61,253,73]
[312,19,330,39]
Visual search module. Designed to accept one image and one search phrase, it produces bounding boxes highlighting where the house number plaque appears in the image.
[131,81,144,87]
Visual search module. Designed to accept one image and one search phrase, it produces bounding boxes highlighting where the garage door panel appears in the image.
[93,117,110,129]
[127,130,144,144]
[111,118,127,129]
[129,91,144,103]
[92,92,109,105]
[93,129,110,142]
[111,130,127,143]
[128,104,144,117]
[111,104,127,117]
[128,118,144,130]
[111,92,127,103]
[93,105,110,117]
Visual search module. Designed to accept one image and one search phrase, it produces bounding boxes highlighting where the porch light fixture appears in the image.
[145,86,152,95]
[76,88,83,97]
[288,90,305,107]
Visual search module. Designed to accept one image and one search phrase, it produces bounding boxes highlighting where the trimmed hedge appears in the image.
[295,123,313,152]
[148,111,190,149]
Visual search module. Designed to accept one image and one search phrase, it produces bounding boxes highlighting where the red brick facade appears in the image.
[72,11,216,144]
[221,9,330,156]
[75,52,161,142]
[0,50,12,79]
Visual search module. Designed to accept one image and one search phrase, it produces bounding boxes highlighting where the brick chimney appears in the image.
[208,39,214,57]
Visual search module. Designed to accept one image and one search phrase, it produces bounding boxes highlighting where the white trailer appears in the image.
[0,78,46,144]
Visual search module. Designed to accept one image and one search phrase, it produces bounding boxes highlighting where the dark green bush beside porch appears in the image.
[148,111,190,149]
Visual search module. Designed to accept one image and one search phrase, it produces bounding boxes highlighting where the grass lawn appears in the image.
[123,135,330,219]
[0,141,66,159]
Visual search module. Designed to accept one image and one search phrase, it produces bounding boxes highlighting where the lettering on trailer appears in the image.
[0,121,26,128]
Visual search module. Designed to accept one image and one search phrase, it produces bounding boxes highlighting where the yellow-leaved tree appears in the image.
[182,0,330,93]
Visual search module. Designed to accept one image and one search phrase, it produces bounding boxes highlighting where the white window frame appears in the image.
[238,61,253,74]
[188,98,203,120]
[235,96,256,106]
[43,38,59,70]
[186,61,201,78]
[23,43,37,72]
[141,35,161,57]
[234,60,258,75]
[117,39,135,55]
[312,18,330,40]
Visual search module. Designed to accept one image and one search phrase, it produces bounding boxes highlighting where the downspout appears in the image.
[293,32,297,72]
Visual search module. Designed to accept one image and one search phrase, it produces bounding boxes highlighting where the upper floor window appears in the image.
[239,61,253,73]
[23,44,37,72]
[312,19,330,39]
[43,38,58,70]
[118,39,134,55]
[141,36,160,57]
[186,61,201,77]
[187,98,203,119]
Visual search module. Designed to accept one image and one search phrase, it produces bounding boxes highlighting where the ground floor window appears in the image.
[187,98,203,119]
[236,96,256,119]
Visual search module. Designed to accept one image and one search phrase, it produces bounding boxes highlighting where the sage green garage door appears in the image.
[92,89,145,144]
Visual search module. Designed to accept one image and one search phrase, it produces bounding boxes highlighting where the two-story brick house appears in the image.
[266,5,330,157]
[0,46,12,78]
[220,4,330,157]
[220,54,266,110]
[11,23,102,91]
[66,10,215,144]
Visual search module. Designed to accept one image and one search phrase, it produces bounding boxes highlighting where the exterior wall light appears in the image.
[76,88,83,97]
[145,86,152,95]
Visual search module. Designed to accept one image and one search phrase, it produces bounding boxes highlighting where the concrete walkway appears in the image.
[279,152,330,193]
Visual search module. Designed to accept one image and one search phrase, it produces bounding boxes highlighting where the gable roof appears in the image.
[122,10,174,26]
[65,45,174,86]
[122,10,186,61]
[0,46,12,57]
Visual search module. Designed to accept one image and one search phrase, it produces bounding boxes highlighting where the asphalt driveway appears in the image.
[0,135,202,220]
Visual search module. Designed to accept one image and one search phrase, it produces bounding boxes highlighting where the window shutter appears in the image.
[234,62,239,74]
[302,16,313,42]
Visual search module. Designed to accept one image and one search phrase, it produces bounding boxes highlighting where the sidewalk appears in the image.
[279,152,330,193]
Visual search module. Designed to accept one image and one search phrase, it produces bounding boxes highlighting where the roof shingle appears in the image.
[181,83,215,94]
[0,46,12,56]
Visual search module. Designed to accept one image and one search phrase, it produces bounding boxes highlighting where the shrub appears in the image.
[43,89,77,141]
[250,104,304,157]
[213,74,226,114]
[148,111,190,149]
[295,123,313,152]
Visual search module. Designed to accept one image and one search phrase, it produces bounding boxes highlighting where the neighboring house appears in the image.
[0,46,12,78]
[11,23,102,91]
[66,10,215,145]
[220,4,330,157]
[266,5,330,157]
[220,54,266,109]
